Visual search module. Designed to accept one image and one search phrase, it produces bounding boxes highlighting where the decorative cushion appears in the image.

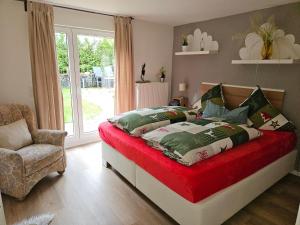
[223,105,249,124]
[201,84,225,112]
[202,100,229,118]
[0,119,33,150]
[18,144,63,175]
[203,101,249,124]
[240,87,295,131]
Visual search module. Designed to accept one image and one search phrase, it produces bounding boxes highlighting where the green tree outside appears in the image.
[55,33,114,125]
[55,33,69,74]
[55,33,114,74]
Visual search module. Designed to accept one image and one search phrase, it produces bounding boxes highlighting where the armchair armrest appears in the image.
[0,148,24,177]
[0,148,25,199]
[32,129,67,147]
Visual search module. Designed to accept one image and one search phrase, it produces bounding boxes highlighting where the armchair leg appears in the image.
[17,196,26,201]
[57,170,65,175]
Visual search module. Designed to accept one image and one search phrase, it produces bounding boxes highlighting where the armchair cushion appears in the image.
[0,119,33,150]
[32,129,67,146]
[18,144,63,176]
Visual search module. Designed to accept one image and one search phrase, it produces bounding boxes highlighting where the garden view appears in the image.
[55,32,115,134]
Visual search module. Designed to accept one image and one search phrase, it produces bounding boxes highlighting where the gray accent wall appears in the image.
[172,3,300,170]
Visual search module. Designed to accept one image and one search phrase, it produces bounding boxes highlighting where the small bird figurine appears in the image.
[141,63,146,81]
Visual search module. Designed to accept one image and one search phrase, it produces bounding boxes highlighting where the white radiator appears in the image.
[135,82,169,109]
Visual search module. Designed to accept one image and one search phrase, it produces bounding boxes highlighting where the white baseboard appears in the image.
[290,170,300,177]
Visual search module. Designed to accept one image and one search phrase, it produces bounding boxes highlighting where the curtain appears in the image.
[114,16,135,114]
[28,2,64,130]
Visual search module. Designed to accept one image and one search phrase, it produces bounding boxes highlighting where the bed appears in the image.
[99,82,297,225]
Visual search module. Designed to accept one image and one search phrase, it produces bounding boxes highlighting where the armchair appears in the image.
[0,104,67,200]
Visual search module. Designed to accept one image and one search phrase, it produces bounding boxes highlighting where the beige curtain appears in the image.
[28,2,64,130]
[114,16,135,114]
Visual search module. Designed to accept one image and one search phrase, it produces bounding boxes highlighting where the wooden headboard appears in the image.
[200,82,285,110]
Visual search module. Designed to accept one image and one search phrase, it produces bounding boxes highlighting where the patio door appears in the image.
[55,26,115,148]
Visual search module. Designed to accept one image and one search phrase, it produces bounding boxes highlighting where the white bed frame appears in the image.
[102,82,296,224]
[102,142,296,225]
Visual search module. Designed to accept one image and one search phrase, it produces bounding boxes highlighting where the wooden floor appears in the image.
[2,142,300,225]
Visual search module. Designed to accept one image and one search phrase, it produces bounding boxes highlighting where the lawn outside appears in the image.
[62,88,103,123]
[62,87,114,134]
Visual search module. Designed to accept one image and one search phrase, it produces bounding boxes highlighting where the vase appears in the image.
[261,41,273,60]
[160,77,165,83]
[182,46,188,52]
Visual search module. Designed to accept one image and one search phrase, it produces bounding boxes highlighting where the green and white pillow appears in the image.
[240,87,295,131]
[108,106,198,136]
[201,84,225,112]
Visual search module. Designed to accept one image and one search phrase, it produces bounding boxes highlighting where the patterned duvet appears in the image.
[142,118,262,166]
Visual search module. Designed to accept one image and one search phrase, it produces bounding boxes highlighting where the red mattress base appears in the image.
[99,122,296,203]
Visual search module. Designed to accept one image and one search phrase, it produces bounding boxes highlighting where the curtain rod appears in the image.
[16,0,134,20]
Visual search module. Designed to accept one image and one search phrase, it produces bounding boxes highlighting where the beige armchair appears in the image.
[0,104,67,200]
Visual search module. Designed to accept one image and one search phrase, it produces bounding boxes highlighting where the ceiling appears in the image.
[49,0,299,26]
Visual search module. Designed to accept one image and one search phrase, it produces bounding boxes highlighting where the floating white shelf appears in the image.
[175,50,218,56]
[231,59,300,64]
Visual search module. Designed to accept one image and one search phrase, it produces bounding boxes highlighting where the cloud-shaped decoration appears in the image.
[239,23,300,60]
[186,28,219,51]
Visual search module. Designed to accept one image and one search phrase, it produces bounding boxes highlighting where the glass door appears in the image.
[55,27,115,148]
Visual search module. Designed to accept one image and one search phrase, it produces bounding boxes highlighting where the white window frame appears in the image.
[55,25,114,148]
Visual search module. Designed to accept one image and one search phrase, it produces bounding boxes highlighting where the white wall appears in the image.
[0,0,34,110]
[54,7,114,31]
[132,20,173,84]
[0,0,173,112]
